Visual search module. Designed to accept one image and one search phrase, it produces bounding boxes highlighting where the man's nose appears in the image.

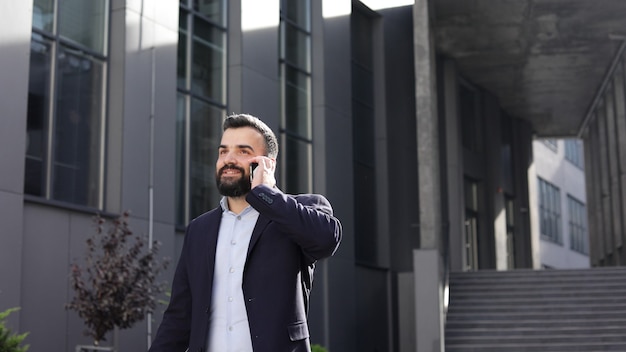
[223,151,238,163]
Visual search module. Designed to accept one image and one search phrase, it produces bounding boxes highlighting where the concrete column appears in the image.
[612,63,626,260]
[0,0,31,328]
[414,0,440,250]
[315,1,358,350]
[597,101,615,262]
[582,124,600,266]
[237,0,280,128]
[588,117,607,263]
[483,94,507,270]
[414,249,443,352]
[413,1,444,350]
[441,60,465,272]
[604,85,623,263]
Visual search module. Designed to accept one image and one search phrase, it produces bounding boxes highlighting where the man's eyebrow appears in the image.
[218,144,255,151]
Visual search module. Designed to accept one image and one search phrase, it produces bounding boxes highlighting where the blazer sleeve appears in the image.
[246,185,342,263]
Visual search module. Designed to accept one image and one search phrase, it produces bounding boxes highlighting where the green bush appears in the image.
[0,307,29,352]
[311,344,328,352]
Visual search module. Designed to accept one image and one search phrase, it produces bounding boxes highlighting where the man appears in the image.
[149,113,342,352]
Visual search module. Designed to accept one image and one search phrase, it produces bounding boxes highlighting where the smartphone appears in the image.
[250,162,258,182]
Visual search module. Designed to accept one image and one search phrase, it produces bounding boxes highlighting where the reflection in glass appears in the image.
[283,66,310,138]
[177,32,188,89]
[33,0,54,32]
[175,94,187,226]
[281,0,310,29]
[281,22,310,70]
[58,0,108,54]
[193,0,225,25]
[284,136,311,194]
[25,37,53,197]
[192,18,225,102]
[189,99,223,219]
[52,46,104,207]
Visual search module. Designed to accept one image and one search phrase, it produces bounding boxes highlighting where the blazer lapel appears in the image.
[247,215,271,257]
[204,209,222,284]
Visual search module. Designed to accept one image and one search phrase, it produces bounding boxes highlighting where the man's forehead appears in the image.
[221,127,263,141]
[219,127,266,152]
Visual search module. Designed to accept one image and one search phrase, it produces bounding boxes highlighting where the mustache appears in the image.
[218,164,245,176]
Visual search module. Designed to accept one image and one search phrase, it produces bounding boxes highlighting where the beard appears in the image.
[215,164,251,197]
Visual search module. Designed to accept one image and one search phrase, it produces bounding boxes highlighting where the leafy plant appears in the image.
[0,307,29,352]
[312,344,328,352]
[66,211,170,344]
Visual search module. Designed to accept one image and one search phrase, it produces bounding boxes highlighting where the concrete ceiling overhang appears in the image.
[432,0,626,137]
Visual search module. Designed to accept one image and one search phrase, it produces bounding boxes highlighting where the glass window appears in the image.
[567,195,588,254]
[193,0,225,25]
[280,0,312,194]
[281,0,310,29]
[543,138,558,152]
[351,5,378,265]
[459,82,482,152]
[284,136,312,194]
[189,99,223,218]
[281,22,310,70]
[538,177,562,244]
[176,0,227,226]
[565,139,584,169]
[33,0,54,32]
[191,18,225,101]
[25,36,53,197]
[26,0,108,208]
[58,0,108,54]
[52,46,105,205]
[282,66,311,138]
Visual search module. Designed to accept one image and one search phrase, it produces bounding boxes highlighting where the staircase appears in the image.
[445,267,626,352]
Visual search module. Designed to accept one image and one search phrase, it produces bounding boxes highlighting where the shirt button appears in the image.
[228,297,233,302]
[229,267,235,273]
[231,240,236,245]
[237,216,241,220]
[228,326,233,331]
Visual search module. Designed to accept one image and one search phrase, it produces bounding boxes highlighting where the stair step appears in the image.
[449,267,626,278]
[445,268,626,351]
[446,341,626,352]
[446,325,626,337]
[446,333,626,345]
[447,302,626,313]
[446,317,626,329]
[447,295,626,306]
[449,287,626,298]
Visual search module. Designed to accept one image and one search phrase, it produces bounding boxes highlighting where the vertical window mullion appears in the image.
[183,95,191,224]
[44,40,58,199]
[97,60,107,209]
[184,11,193,223]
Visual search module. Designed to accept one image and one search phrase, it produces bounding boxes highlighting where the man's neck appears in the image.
[227,195,249,215]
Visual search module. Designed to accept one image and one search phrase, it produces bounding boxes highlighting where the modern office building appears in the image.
[531,138,589,269]
[3,0,626,351]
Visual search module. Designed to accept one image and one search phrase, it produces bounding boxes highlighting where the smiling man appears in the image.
[149,113,342,352]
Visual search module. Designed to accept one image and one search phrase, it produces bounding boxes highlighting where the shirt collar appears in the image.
[219,196,256,216]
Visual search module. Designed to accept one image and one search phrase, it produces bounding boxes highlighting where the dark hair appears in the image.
[223,113,279,158]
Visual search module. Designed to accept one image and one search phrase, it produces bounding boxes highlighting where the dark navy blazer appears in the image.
[149,185,342,352]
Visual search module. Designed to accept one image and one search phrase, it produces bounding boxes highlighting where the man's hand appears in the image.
[249,156,276,189]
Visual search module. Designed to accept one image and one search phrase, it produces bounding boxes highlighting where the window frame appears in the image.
[538,177,562,245]
[26,0,109,209]
[176,0,228,227]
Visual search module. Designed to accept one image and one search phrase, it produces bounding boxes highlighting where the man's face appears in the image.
[215,127,266,197]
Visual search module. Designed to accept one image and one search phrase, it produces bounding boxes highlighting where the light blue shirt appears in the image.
[207,197,259,352]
